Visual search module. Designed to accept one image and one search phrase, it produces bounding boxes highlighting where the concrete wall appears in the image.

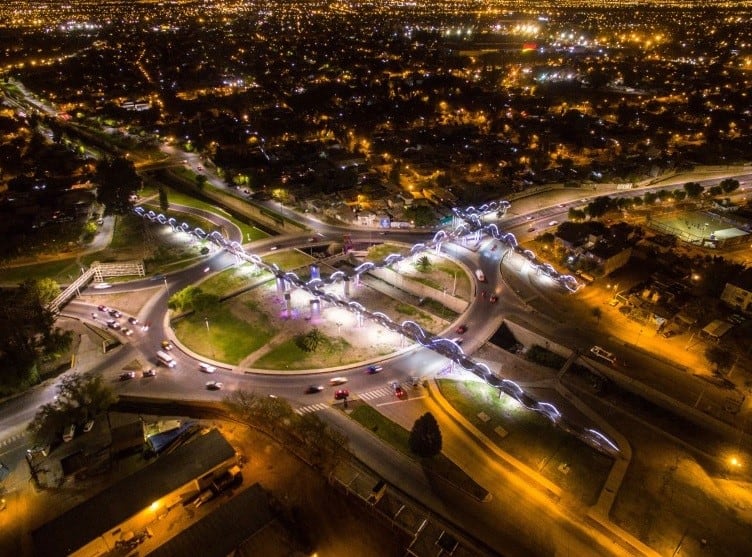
[368,267,469,314]
[502,318,573,358]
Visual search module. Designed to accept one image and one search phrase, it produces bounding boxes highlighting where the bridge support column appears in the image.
[343,277,350,299]
[275,276,287,296]
[283,291,291,318]
[309,299,321,321]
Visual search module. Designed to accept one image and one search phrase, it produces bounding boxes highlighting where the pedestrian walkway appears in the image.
[294,402,330,415]
[0,432,25,448]
[356,387,393,401]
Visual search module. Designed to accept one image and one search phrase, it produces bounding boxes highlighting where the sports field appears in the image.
[649,210,749,246]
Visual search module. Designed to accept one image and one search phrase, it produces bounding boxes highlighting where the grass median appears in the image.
[348,404,489,501]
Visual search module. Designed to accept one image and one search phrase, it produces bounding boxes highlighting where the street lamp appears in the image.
[205,317,215,358]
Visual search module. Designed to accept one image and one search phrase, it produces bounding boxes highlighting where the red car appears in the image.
[394,386,406,398]
[456,324,467,334]
[334,389,350,400]
[489,295,498,303]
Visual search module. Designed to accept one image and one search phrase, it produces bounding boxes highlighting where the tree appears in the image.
[683,181,704,199]
[28,371,116,444]
[415,255,432,272]
[159,186,169,212]
[295,328,325,352]
[720,178,740,194]
[29,278,61,306]
[196,174,208,191]
[591,307,602,322]
[409,412,442,457]
[705,345,735,373]
[95,156,142,215]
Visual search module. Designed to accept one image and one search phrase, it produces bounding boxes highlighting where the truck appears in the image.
[156,350,176,368]
[475,269,486,282]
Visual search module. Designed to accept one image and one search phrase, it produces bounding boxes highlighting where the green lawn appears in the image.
[263,250,315,270]
[437,379,613,505]
[199,264,270,297]
[349,404,489,500]
[172,305,275,365]
[0,258,84,284]
[253,334,357,370]
[366,243,409,262]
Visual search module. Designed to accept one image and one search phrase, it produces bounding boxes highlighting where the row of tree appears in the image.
[569,179,741,221]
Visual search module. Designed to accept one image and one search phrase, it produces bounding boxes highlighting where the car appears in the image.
[661,329,675,338]
[206,381,224,390]
[527,226,536,232]
[109,309,122,318]
[82,419,95,433]
[97,305,108,312]
[197,165,203,172]
[366,365,383,374]
[119,371,135,381]
[199,362,216,373]
[307,237,316,243]
[128,317,139,325]
[451,337,464,345]
[525,215,534,221]
[548,220,558,227]
[608,298,620,307]
[270,245,279,251]
[489,295,498,303]
[106,320,121,330]
[394,386,406,398]
[334,389,349,400]
[121,327,133,336]
[143,368,157,378]
[329,377,348,386]
[93,282,112,289]
[62,424,75,443]
[456,324,467,334]
[305,385,324,394]
[161,340,173,350]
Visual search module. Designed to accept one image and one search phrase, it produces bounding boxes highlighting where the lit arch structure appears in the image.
[133,205,617,456]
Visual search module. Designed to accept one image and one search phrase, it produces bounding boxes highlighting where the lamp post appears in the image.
[205,317,215,358]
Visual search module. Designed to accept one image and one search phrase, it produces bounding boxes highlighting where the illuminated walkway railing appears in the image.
[133,205,618,456]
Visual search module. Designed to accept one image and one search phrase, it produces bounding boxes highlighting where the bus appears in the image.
[589,346,616,365]
[156,350,176,368]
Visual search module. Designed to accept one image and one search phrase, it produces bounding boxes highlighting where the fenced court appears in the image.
[648,210,750,248]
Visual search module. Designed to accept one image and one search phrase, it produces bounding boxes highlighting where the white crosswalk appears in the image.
[295,402,329,416]
[295,386,395,415]
[0,433,24,448]
[356,387,392,401]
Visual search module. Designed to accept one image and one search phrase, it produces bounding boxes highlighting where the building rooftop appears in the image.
[32,428,235,557]
[147,483,286,557]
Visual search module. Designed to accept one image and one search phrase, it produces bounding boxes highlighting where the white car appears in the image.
[83,419,95,433]
[329,377,348,386]
[199,363,216,374]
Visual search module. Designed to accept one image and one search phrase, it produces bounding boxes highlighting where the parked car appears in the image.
[329,377,348,386]
[489,295,498,303]
[366,365,383,374]
[128,317,139,325]
[334,389,350,400]
[661,329,675,338]
[206,381,224,390]
[305,385,324,394]
[121,327,133,336]
[143,368,157,378]
[119,372,135,381]
[199,362,216,374]
[62,424,75,443]
[83,419,95,433]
